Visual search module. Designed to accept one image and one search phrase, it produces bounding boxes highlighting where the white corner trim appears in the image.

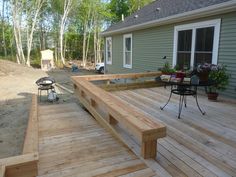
[106,37,112,65]
[172,19,221,68]
[123,34,133,69]
[212,19,221,65]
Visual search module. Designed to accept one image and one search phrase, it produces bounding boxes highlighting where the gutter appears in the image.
[101,0,236,37]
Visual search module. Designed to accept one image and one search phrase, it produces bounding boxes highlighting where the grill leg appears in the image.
[39,90,41,102]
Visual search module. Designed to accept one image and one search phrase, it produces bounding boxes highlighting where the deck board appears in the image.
[112,87,236,177]
[37,103,155,177]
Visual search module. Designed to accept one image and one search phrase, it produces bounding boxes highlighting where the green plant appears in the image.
[208,64,230,93]
[159,61,176,74]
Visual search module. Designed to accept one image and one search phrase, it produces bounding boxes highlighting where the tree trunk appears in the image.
[82,28,87,67]
[2,0,7,57]
[59,0,73,66]
[26,0,44,67]
[59,23,65,65]
[94,27,97,64]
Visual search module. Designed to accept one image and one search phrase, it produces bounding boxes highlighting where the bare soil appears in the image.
[0,60,97,158]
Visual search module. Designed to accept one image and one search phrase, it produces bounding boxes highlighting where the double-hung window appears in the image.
[106,37,112,65]
[123,34,132,68]
[173,19,221,70]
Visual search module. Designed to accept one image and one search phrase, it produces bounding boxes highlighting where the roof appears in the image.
[102,0,235,36]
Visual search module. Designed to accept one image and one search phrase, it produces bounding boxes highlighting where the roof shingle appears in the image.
[104,0,231,33]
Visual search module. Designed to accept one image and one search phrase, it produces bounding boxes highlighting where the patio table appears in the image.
[160,79,215,118]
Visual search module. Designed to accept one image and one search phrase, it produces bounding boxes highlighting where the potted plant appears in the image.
[159,61,176,75]
[207,64,230,101]
[196,63,212,82]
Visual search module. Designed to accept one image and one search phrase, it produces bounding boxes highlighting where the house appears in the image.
[101,0,236,98]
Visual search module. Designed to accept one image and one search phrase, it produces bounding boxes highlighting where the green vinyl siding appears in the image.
[106,25,173,73]
[105,11,236,98]
[218,12,236,98]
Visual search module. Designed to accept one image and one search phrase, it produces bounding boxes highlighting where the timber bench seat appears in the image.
[72,74,166,159]
[0,95,39,177]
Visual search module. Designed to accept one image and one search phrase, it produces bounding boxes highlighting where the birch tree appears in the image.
[80,0,93,67]
[93,0,108,64]
[25,0,44,66]
[59,0,74,65]
[11,0,44,66]
[11,0,25,64]
[1,0,7,57]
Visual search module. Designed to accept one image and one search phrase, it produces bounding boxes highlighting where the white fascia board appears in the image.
[101,0,236,37]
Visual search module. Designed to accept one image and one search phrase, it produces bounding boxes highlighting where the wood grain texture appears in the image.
[0,165,5,177]
[72,74,166,159]
[0,153,38,177]
[23,94,38,154]
[72,72,162,81]
[113,87,236,177]
[37,103,156,177]
[0,95,39,177]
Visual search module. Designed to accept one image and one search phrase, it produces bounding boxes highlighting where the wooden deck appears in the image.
[112,87,236,177]
[37,103,156,177]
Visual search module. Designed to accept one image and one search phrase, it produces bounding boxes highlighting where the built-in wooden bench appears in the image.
[0,95,39,177]
[72,72,166,159]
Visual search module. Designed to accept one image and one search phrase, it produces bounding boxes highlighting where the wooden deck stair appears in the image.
[37,103,156,177]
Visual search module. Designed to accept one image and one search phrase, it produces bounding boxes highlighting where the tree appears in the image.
[49,0,76,65]
[11,0,25,64]
[78,0,94,67]
[59,0,74,65]
[3,0,154,67]
[108,0,129,23]
[25,0,45,66]
[93,0,110,64]
[128,0,154,14]
[11,0,44,66]
[1,0,7,57]
[108,0,154,23]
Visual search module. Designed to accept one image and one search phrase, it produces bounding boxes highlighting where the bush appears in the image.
[159,62,176,74]
[208,64,230,93]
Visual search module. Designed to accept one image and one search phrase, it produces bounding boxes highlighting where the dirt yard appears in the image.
[0,60,97,158]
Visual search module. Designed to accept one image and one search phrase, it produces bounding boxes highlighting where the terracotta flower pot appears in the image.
[176,72,186,81]
[197,71,209,82]
[207,92,219,101]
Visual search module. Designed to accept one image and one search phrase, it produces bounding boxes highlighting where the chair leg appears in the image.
[184,96,187,107]
[38,89,40,102]
[178,95,184,119]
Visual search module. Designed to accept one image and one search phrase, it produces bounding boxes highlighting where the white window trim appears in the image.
[123,34,132,69]
[106,37,112,65]
[173,19,221,68]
